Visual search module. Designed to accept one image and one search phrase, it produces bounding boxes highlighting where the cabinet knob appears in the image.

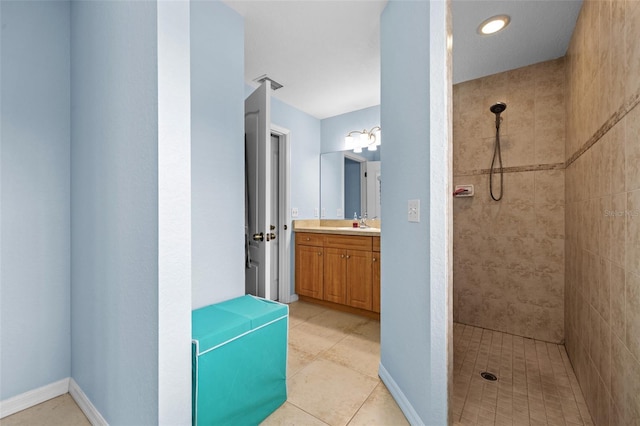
[346,255,350,259]
[373,257,377,262]
[341,254,345,258]
[318,252,322,256]
[306,237,310,241]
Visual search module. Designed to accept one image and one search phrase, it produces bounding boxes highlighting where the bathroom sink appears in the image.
[334,227,380,232]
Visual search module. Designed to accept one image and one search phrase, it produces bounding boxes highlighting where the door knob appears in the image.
[269,233,277,240]
[252,232,264,242]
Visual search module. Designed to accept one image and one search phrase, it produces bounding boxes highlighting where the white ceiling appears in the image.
[224,0,583,120]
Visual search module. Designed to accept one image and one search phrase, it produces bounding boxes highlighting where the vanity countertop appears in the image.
[293,219,381,236]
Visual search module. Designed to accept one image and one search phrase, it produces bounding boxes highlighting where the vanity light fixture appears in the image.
[345,126,381,153]
[478,15,510,35]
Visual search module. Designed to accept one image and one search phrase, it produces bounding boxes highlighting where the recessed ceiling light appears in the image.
[478,15,510,35]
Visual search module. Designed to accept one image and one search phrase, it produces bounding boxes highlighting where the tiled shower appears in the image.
[453,58,566,344]
[453,0,640,424]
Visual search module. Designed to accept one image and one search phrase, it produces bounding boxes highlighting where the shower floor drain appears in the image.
[480,372,498,381]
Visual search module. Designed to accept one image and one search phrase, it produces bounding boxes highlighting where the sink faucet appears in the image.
[359,212,368,228]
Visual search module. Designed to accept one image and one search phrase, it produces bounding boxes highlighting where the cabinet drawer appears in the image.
[296,232,324,247]
[324,234,372,251]
[373,236,380,252]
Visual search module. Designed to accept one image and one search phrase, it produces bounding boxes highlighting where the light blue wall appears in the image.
[0,0,71,401]
[70,2,159,423]
[379,0,448,424]
[320,105,380,154]
[191,0,245,309]
[271,97,321,220]
[320,152,344,219]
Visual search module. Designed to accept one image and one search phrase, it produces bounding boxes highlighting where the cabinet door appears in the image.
[323,248,347,304]
[295,244,323,299]
[372,252,380,313]
[346,249,373,310]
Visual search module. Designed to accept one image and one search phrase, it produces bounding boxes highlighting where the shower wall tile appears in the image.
[453,58,566,343]
[535,170,565,205]
[626,271,640,362]
[598,196,612,260]
[609,122,626,195]
[534,126,565,165]
[610,192,627,266]
[626,0,640,98]
[626,190,640,274]
[609,263,626,341]
[502,132,536,169]
[625,105,640,192]
[508,91,535,136]
[565,0,640,424]
[535,204,564,240]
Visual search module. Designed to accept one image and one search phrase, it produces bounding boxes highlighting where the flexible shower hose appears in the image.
[489,121,503,201]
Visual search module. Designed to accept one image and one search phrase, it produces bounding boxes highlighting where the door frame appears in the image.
[271,124,294,303]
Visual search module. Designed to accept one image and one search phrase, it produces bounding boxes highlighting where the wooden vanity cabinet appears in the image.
[345,249,373,310]
[295,233,324,299]
[323,248,347,304]
[295,231,379,316]
[372,237,381,313]
[323,247,373,309]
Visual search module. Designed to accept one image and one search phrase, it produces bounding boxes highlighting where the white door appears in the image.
[245,82,272,299]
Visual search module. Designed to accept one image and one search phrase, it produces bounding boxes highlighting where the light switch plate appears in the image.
[321,208,326,218]
[337,208,343,218]
[408,199,420,222]
[291,207,299,218]
[314,208,319,218]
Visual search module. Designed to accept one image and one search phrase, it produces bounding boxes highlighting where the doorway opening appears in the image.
[270,125,292,303]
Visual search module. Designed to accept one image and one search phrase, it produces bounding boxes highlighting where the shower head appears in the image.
[490,102,507,114]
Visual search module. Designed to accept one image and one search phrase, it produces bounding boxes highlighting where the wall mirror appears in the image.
[320,149,381,220]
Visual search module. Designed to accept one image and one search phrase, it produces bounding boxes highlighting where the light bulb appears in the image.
[354,145,363,153]
[345,135,354,149]
[359,132,370,147]
[478,15,510,35]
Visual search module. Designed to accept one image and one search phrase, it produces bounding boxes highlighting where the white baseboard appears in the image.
[69,378,108,426]
[378,363,423,426]
[0,378,70,418]
[280,293,298,304]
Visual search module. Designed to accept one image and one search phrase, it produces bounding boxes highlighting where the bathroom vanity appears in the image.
[293,221,380,318]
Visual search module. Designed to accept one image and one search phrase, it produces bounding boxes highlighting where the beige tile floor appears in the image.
[0,393,90,426]
[1,306,594,426]
[261,301,409,425]
[453,322,594,426]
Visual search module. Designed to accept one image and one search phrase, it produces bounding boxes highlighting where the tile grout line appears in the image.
[458,325,483,423]
[536,338,554,425]
[284,400,331,426]
[285,306,385,426]
[558,345,594,425]
[344,381,381,426]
